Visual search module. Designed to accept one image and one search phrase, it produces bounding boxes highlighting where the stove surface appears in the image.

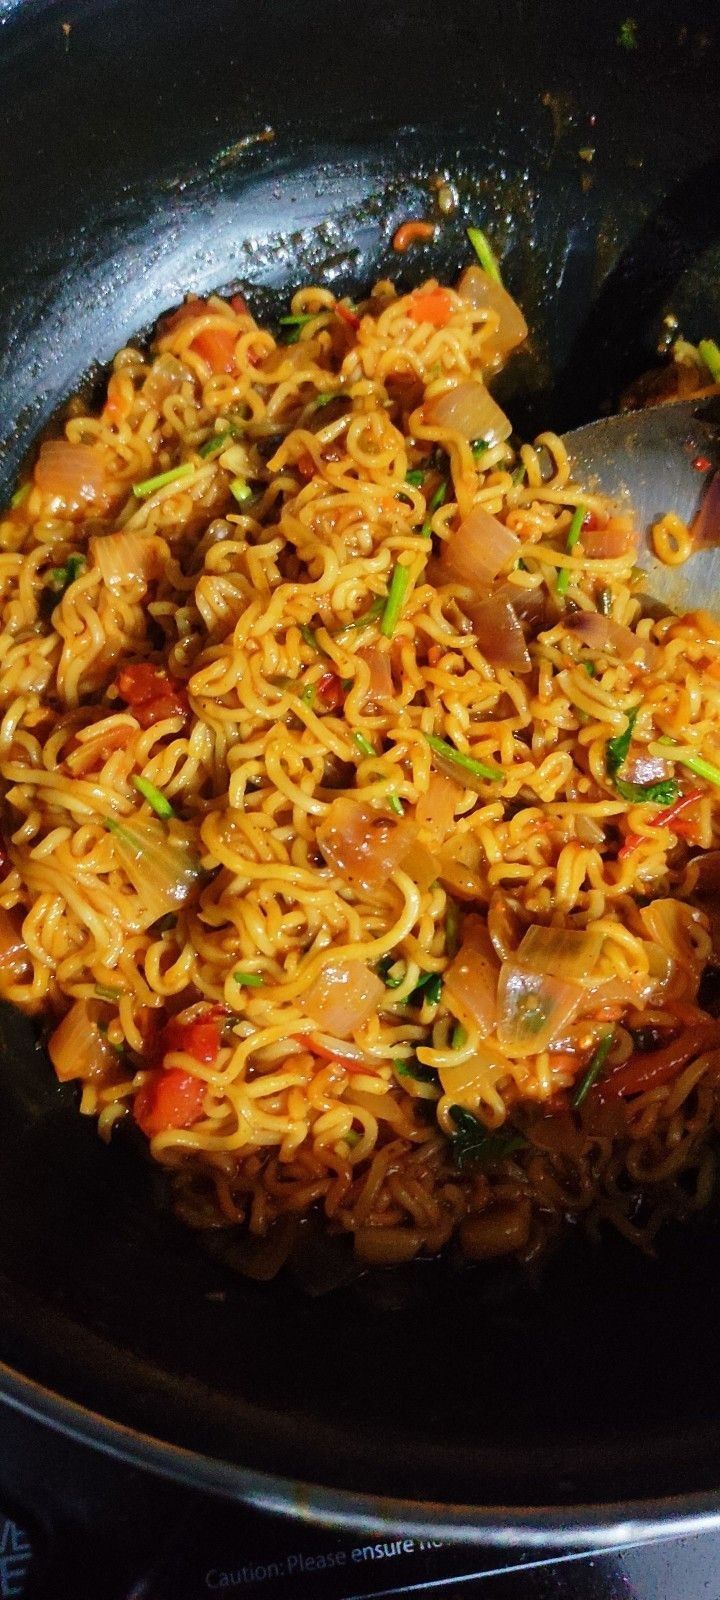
[0,1397,717,1600]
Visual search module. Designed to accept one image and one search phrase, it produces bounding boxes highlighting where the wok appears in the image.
[1,0,720,1560]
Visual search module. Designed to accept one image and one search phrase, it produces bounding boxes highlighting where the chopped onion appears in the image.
[456,264,528,362]
[354,1226,423,1264]
[357,644,393,705]
[466,596,531,673]
[400,840,438,892]
[415,772,460,839]
[581,520,638,560]
[425,380,512,446]
[516,924,604,985]
[621,753,674,786]
[439,1038,511,1102]
[566,611,658,666]
[444,914,499,1035]
[106,813,203,925]
[317,798,418,891]
[639,899,710,975]
[574,813,605,847]
[304,959,385,1039]
[497,963,585,1055]
[49,999,116,1083]
[692,470,720,547]
[90,530,167,593]
[437,833,486,899]
[34,440,113,515]
[586,943,676,1010]
[440,506,521,591]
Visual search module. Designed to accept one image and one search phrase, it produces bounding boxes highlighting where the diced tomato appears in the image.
[230,294,248,315]
[317,672,345,711]
[162,1014,221,1064]
[296,452,316,481]
[600,1021,720,1099]
[160,297,207,335]
[115,663,189,727]
[133,1067,206,1137]
[191,325,238,374]
[408,288,453,328]
[336,302,360,330]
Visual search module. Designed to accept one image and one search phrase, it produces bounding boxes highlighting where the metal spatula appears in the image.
[560,393,720,613]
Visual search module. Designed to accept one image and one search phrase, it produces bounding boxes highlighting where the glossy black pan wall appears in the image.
[1,0,720,1536]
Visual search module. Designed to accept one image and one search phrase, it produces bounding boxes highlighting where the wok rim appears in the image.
[1,1357,719,1550]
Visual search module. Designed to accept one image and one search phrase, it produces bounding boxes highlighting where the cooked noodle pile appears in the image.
[0,259,719,1273]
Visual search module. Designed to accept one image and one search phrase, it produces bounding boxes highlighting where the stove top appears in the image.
[1,1397,717,1600]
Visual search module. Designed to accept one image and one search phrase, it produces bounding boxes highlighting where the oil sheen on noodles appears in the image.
[0,260,719,1278]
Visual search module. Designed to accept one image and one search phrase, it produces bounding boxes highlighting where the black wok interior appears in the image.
[1,0,720,1529]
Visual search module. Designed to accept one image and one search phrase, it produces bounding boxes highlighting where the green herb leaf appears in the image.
[699,339,720,383]
[278,312,317,343]
[617,16,638,49]
[614,778,680,805]
[659,737,720,791]
[606,709,638,778]
[449,1105,526,1169]
[471,439,489,459]
[300,624,322,653]
[313,392,335,409]
[450,1021,467,1050]
[94,983,123,1001]
[421,478,448,538]
[408,972,443,1008]
[557,504,587,596]
[381,562,413,637]
[377,955,405,989]
[405,468,425,488]
[395,1057,438,1084]
[48,553,86,595]
[133,462,194,499]
[233,971,264,987]
[10,483,30,509]
[466,227,503,285]
[572,1029,615,1108]
[426,732,504,783]
[198,429,233,459]
[556,567,570,597]
[132,776,175,819]
[388,793,405,817]
[582,661,597,678]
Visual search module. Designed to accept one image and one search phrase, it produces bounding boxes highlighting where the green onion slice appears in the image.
[467,227,503,285]
[233,971,264,987]
[132,776,175,819]
[425,732,503,783]
[572,1029,615,1108]
[133,462,194,499]
[381,562,413,637]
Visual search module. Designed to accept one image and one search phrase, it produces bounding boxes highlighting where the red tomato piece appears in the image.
[162,1015,221,1063]
[133,1067,206,1137]
[191,325,238,374]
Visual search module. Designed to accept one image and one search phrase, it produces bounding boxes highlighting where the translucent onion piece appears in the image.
[34,440,113,514]
[91,530,167,593]
[497,963,585,1056]
[566,611,658,666]
[516,924,604,985]
[456,264,528,361]
[353,1227,423,1264]
[444,914,499,1035]
[621,753,673,786]
[415,772,461,840]
[439,1038,512,1104]
[357,644,393,705]
[467,596,531,673]
[581,520,638,560]
[425,380,512,445]
[441,506,521,591]
[400,840,438,893]
[317,798,418,891]
[639,899,711,975]
[304,959,385,1040]
[107,814,203,925]
[49,998,116,1083]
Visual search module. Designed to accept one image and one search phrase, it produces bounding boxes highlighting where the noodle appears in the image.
[0,264,719,1277]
